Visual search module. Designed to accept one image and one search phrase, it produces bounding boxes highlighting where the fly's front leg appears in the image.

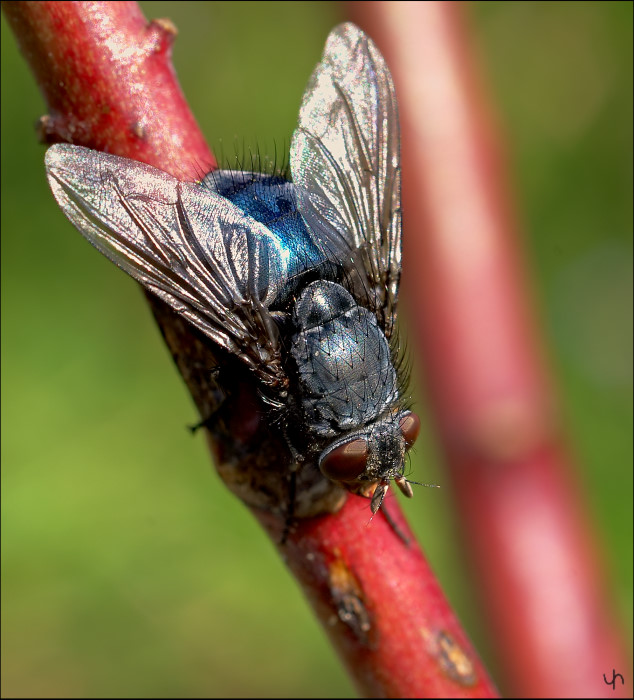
[188,365,224,433]
[279,417,306,544]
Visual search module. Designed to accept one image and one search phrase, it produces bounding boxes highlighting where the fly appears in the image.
[45,23,421,517]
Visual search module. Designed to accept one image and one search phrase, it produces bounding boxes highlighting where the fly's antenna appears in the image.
[403,478,440,489]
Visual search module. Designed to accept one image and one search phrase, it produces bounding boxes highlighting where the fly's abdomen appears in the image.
[204,172,334,305]
[291,281,399,437]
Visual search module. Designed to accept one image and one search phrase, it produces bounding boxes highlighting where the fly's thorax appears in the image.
[289,280,400,437]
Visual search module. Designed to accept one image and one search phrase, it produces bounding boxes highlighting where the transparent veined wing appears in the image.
[45,144,288,389]
[290,22,402,338]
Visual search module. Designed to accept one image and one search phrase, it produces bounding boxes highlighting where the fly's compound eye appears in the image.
[399,412,420,448]
[319,438,368,482]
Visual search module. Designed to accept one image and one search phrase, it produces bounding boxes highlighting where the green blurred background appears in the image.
[2,2,632,697]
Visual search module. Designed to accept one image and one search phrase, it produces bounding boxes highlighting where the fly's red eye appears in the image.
[320,438,368,481]
[399,412,420,448]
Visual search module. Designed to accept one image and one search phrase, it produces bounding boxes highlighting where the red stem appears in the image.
[2,0,213,178]
[2,2,499,697]
[347,2,632,697]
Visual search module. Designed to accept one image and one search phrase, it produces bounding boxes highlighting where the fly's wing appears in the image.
[290,23,401,338]
[45,144,286,389]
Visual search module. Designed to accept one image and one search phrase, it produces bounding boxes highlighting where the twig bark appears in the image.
[2,1,498,697]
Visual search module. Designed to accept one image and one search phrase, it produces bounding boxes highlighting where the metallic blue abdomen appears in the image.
[205,171,331,305]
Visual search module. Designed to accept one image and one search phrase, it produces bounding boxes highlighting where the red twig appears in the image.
[347,2,632,697]
[2,2,498,697]
[2,0,213,177]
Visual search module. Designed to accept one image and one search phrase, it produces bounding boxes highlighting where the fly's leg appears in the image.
[188,366,224,433]
[188,414,217,434]
[281,469,298,545]
[380,499,410,547]
[279,419,305,545]
[365,482,411,546]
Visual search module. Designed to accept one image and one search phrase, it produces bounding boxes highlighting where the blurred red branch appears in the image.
[348,1,632,697]
[2,1,498,697]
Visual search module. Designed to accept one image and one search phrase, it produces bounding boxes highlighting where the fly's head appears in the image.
[318,411,421,513]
